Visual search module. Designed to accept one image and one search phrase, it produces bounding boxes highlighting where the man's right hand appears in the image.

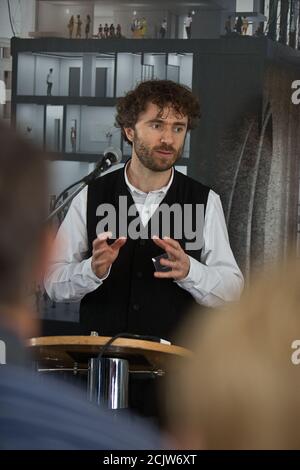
[91,231,127,280]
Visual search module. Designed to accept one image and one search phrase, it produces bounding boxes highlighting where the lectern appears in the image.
[28,336,190,409]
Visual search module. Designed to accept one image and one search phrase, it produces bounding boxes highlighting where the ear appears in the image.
[123,127,134,143]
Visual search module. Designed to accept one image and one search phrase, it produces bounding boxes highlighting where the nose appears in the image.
[160,128,174,146]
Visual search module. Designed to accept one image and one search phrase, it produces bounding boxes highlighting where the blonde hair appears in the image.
[166,258,300,449]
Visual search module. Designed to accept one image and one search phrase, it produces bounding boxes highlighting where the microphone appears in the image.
[48,147,122,221]
[82,146,122,184]
[99,146,123,173]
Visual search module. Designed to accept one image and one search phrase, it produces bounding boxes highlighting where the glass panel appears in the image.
[116,53,142,97]
[16,104,44,148]
[78,106,121,154]
[46,105,64,152]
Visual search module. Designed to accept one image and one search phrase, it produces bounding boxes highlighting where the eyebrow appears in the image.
[145,118,187,126]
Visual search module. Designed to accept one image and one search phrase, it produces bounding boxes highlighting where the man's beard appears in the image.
[133,133,184,172]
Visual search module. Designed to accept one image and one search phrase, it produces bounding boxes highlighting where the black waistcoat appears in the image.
[80,165,210,341]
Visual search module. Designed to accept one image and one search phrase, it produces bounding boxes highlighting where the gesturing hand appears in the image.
[91,231,127,279]
[152,236,190,281]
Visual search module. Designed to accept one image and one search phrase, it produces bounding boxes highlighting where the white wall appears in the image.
[16,104,44,148]
[17,54,35,95]
[133,54,142,86]
[79,106,120,153]
[0,0,36,38]
[116,53,142,96]
[168,54,180,67]
[144,54,166,79]
[37,2,94,37]
[236,0,254,11]
[48,161,96,197]
[116,53,134,97]
[153,55,166,80]
[179,55,193,88]
[46,105,63,152]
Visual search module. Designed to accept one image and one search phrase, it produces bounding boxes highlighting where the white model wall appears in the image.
[37,2,94,37]
[48,161,96,197]
[179,55,193,88]
[45,105,63,152]
[16,104,44,148]
[0,0,35,38]
[79,106,120,153]
[144,54,166,79]
[17,54,35,95]
[116,53,134,97]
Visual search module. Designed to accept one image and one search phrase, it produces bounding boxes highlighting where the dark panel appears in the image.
[68,67,80,97]
[95,67,107,98]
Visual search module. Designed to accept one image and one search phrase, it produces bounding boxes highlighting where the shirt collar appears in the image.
[124,160,174,196]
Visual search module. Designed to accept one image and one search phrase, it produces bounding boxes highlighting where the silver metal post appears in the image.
[87,357,129,409]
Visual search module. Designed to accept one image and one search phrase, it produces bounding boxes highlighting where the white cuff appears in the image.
[82,257,111,284]
[175,255,203,287]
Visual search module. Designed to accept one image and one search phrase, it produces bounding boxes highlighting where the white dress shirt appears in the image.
[44,164,244,308]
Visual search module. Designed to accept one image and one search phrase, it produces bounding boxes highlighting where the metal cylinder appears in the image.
[88,357,129,409]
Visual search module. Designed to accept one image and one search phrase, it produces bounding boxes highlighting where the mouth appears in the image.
[155,150,174,156]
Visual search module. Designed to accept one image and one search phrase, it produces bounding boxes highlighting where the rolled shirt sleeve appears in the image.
[176,190,244,307]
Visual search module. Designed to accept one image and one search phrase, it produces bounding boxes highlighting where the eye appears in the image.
[151,123,161,129]
[174,127,184,133]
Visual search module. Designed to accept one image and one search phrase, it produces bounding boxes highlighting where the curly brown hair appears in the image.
[115,80,201,144]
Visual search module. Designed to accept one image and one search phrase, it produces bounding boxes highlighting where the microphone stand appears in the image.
[47,181,86,222]
[47,155,113,222]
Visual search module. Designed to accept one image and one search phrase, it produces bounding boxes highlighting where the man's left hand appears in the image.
[152,236,190,281]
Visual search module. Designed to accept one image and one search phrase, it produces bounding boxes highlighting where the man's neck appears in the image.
[126,156,172,193]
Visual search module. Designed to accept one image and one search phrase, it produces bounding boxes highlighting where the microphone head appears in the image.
[103,146,122,164]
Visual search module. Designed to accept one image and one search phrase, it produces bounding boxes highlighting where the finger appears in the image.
[154,270,181,279]
[92,247,108,258]
[162,236,182,251]
[152,236,181,254]
[152,236,167,250]
[164,245,180,261]
[159,258,178,269]
[93,232,112,249]
[97,231,113,241]
[111,237,127,251]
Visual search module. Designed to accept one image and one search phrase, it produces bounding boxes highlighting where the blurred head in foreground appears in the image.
[0,120,49,339]
[166,259,300,449]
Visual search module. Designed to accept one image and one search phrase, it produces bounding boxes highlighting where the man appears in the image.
[46,68,53,96]
[159,18,167,39]
[0,121,160,449]
[45,80,243,342]
[70,126,76,153]
[184,13,193,39]
[76,14,82,38]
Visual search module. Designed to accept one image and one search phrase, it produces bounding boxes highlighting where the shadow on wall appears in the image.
[215,63,300,280]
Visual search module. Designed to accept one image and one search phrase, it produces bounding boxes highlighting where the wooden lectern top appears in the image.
[28,336,191,372]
